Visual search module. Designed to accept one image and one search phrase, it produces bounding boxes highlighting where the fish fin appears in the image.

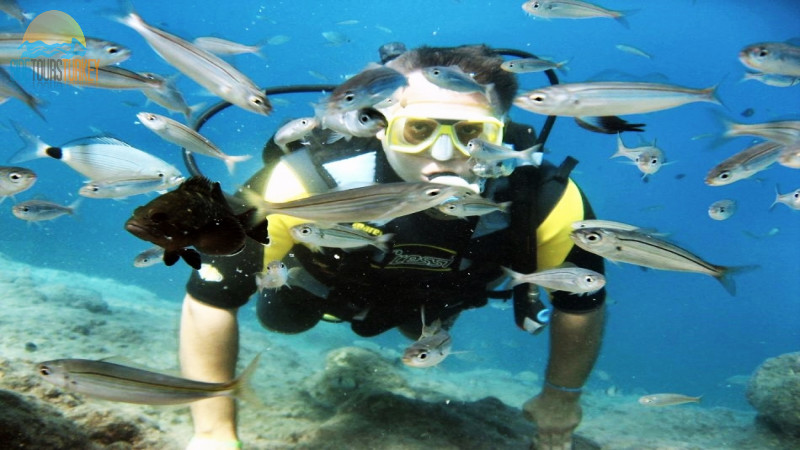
[372,233,395,253]
[163,250,180,266]
[715,264,760,296]
[326,131,346,144]
[501,266,524,288]
[180,249,203,270]
[223,154,253,175]
[8,121,51,163]
[613,9,638,29]
[230,354,263,406]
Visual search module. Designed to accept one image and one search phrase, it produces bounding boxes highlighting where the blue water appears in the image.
[2,0,798,412]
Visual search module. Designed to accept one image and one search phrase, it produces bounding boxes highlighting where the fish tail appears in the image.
[769,185,780,211]
[224,154,253,175]
[703,84,725,109]
[113,0,141,28]
[230,354,263,407]
[715,264,759,296]
[501,266,524,288]
[373,233,395,253]
[26,95,47,121]
[8,121,51,163]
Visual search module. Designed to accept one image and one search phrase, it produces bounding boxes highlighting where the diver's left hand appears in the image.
[523,388,582,450]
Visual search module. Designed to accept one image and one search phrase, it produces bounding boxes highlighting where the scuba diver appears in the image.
[180,44,606,450]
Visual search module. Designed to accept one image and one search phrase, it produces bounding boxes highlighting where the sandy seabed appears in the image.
[0,251,797,450]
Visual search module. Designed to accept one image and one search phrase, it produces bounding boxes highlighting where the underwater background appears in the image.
[1,0,799,444]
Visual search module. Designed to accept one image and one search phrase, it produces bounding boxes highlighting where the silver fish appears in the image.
[778,145,800,168]
[638,393,701,407]
[192,36,263,57]
[137,112,251,173]
[402,308,452,368]
[133,246,166,268]
[437,196,510,218]
[708,199,736,221]
[254,261,297,292]
[502,266,605,295]
[500,57,569,74]
[327,64,407,112]
[613,135,666,177]
[290,223,394,253]
[721,118,800,146]
[739,42,800,76]
[117,11,271,115]
[9,123,182,182]
[139,73,199,121]
[28,64,164,91]
[0,0,33,24]
[771,186,800,210]
[37,355,259,405]
[421,65,485,94]
[319,107,387,143]
[466,139,543,165]
[522,0,629,27]
[514,82,720,117]
[705,141,783,186]
[0,165,36,201]
[321,31,349,46]
[249,182,469,223]
[615,44,651,59]
[274,117,319,153]
[79,175,185,199]
[741,72,800,88]
[570,227,746,295]
[12,198,80,221]
[0,66,45,119]
[0,33,131,66]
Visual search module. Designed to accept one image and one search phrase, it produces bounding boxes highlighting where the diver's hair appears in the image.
[387,45,518,113]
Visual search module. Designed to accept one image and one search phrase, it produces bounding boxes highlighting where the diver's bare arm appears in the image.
[544,305,605,391]
[179,293,240,441]
[523,305,605,448]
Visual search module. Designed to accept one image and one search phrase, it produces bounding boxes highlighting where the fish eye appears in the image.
[585,276,596,283]
[299,226,313,235]
[585,232,601,242]
[9,172,22,180]
[39,365,51,376]
[533,1,541,9]
[417,352,428,360]
[250,96,264,105]
[531,94,546,103]
[107,46,119,54]
[718,171,730,180]
[757,48,769,58]
[425,188,442,197]
[358,113,371,124]
[445,204,457,211]
[794,191,800,199]
[651,158,659,164]
[344,92,356,103]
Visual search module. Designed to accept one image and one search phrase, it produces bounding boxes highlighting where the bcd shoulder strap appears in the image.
[509,156,579,333]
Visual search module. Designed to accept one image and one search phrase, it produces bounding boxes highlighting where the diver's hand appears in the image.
[523,386,582,450]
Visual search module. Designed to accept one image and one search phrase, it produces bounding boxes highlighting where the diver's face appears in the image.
[379,91,502,183]
[382,127,479,182]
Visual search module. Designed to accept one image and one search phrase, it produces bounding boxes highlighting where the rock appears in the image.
[38,285,112,315]
[304,346,413,408]
[0,388,95,449]
[747,352,800,437]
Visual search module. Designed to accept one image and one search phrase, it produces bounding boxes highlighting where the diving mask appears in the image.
[385,103,504,157]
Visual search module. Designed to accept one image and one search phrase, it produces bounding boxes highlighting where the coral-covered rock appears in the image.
[0,388,95,449]
[747,352,800,437]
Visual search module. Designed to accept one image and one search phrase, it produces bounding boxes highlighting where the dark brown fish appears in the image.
[124,176,267,269]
